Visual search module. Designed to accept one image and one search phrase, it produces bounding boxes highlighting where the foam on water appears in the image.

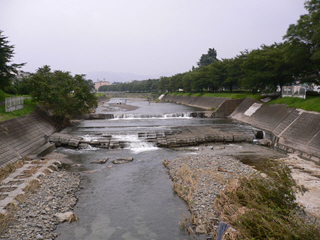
[112,112,192,120]
[113,134,159,153]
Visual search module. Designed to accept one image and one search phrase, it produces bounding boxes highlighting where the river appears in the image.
[54,98,256,240]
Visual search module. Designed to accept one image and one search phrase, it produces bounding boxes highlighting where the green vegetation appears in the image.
[0,30,25,92]
[0,90,37,122]
[268,96,320,112]
[95,93,107,97]
[23,65,97,128]
[169,92,262,100]
[214,161,320,240]
[0,89,11,101]
[0,98,37,122]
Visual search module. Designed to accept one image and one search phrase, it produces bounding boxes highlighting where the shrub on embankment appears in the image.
[214,161,320,240]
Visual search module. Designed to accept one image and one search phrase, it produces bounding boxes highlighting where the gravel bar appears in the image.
[166,153,256,236]
[0,170,81,240]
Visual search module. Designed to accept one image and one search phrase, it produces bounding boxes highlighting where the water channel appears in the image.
[54,98,257,240]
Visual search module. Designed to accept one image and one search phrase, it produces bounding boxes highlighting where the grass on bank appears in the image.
[167,91,320,113]
[169,92,263,100]
[0,98,37,122]
[0,91,106,122]
[268,96,320,112]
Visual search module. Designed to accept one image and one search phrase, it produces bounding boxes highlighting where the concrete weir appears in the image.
[48,126,255,149]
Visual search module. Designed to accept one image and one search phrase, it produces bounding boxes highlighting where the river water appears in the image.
[54,98,255,240]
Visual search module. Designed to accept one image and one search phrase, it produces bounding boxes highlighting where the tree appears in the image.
[0,30,25,91]
[197,48,219,68]
[223,56,245,92]
[241,43,294,93]
[283,0,320,83]
[208,61,228,92]
[26,65,97,128]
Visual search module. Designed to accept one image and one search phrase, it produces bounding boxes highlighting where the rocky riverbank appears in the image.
[0,158,81,240]
[165,152,256,237]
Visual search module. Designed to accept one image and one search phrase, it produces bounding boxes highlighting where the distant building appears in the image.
[95,80,110,91]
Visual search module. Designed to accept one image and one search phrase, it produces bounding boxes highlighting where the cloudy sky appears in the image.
[1,0,307,82]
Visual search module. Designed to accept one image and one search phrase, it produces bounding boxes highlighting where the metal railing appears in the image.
[5,96,24,112]
[282,86,306,99]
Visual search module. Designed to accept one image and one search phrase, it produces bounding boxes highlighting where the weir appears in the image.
[83,111,212,120]
[49,125,257,150]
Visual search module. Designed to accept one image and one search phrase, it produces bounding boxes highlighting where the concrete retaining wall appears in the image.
[0,112,55,167]
[231,98,320,161]
[162,95,235,112]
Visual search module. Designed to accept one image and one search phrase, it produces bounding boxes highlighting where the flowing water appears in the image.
[55,98,255,240]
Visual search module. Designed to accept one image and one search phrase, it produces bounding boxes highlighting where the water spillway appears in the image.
[113,112,191,119]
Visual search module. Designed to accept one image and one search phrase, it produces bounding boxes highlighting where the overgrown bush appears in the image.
[214,161,320,239]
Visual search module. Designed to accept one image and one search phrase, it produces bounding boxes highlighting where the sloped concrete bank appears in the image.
[162,95,320,162]
[0,112,55,167]
[231,98,320,163]
[161,94,244,117]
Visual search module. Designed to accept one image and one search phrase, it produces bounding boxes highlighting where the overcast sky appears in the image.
[1,0,308,81]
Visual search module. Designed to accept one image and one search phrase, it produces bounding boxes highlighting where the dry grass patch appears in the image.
[43,168,53,175]
[68,213,78,223]
[0,212,14,235]
[24,180,41,194]
[0,160,24,183]
[214,161,320,240]
[22,166,40,177]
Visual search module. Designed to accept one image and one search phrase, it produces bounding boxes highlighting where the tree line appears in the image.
[100,0,320,94]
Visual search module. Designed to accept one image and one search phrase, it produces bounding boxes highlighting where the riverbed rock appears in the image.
[90,158,109,164]
[112,157,133,164]
[195,224,206,234]
[55,211,75,222]
[257,139,272,146]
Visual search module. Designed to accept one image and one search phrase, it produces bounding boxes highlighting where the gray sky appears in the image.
[1,0,307,81]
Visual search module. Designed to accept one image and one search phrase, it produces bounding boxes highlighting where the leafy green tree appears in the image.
[159,76,170,92]
[223,56,245,92]
[208,61,227,92]
[197,48,219,68]
[182,71,194,92]
[26,65,97,128]
[283,0,320,83]
[241,43,294,93]
[0,30,25,91]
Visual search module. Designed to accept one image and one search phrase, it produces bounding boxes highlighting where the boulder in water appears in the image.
[112,157,133,164]
[90,158,109,164]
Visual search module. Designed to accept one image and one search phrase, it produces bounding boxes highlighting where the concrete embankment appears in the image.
[162,95,320,162]
[0,112,55,167]
[161,94,244,117]
[231,98,320,162]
